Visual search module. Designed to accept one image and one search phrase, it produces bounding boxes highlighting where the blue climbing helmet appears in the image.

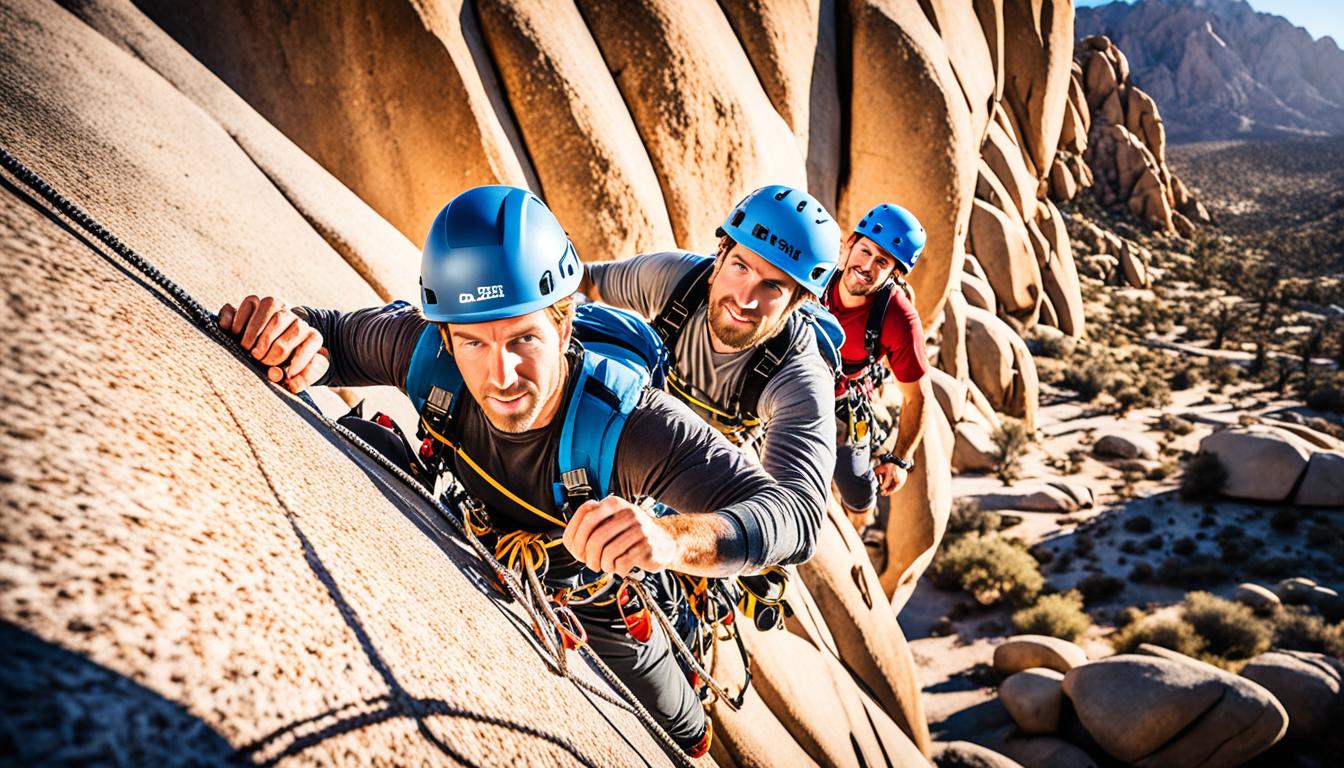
[420,185,581,323]
[717,184,841,297]
[853,203,926,274]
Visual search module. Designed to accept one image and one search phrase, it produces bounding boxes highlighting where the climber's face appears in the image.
[445,310,572,433]
[706,242,802,351]
[841,235,898,297]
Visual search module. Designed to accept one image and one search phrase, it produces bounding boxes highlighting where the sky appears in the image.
[1074,1,1344,46]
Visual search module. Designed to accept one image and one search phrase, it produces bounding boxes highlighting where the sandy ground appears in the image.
[907,383,1344,740]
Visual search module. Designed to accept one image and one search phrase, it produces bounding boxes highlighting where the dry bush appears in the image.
[1180,451,1228,500]
[930,534,1044,607]
[1109,615,1206,657]
[1077,574,1126,605]
[1271,607,1344,660]
[1184,591,1272,661]
[992,418,1032,486]
[1012,591,1093,641]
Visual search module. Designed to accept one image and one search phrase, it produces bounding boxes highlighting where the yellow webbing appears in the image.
[420,417,568,529]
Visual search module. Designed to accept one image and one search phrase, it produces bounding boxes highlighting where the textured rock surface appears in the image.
[843,0,977,324]
[881,391,954,612]
[1294,450,1344,507]
[932,739,1025,768]
[1200,425,1314,501]
[1234,583,1281,613]
[999,668,1065,734]
[1093,432,1158,461]
[998,736,1097,768]
[577,0,806,254]
[1240,650,1344,743]
[136,0,535,242]
[1062,654,1287,768]
[993,636,1088,676]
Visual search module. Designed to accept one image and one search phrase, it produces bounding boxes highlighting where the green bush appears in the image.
[945,499,1001,539]
[1109,616,1206,657]
[1181,451,1228,500]
[1184,592,1273,661]
[1077,574,1125,604]
[1271,607,1344,660]
[1157,555,1230,587]
[930,534,1044,607]
[992,418,1033,486]
[1012,591,1092,641]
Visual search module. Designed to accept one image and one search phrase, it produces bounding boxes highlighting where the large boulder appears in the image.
[999,0,1074,178]
[1200,426,1314,501]
[136,0,535,242]
[932,740,1024,768]
[930,367,969,425]
[1061,654,1287,767]
[1004,331,1039,431]
[475,0,677,261]
[577,0,806,253]
[1240,650,1344,744]
[719,0,840,210]
[993,636,1088,676]
[999,668,1066,734]
[1294,450,1344,507]
[981,120,1040,222]
[962,271,999,315]
[953,420,999,473]
[965,305,1017,409]
[0,5,672,764]
[940,289,971,382]
[997,736,1097,768]
[706,635,816,768]
[920,0,998,144]
[977,486,1079,513]
[797,505,932,752]
[969,198,1042,324]
[1234,583,1281,614]
[843,0,977,324]
[1037,201,1084,337]
[881,389,955,612]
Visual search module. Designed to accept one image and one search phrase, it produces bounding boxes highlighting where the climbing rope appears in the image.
[0,146,701,767]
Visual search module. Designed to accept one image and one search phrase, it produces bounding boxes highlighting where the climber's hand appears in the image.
[564,496,679,578]
[875,461,908,495]
[219,295,328,392]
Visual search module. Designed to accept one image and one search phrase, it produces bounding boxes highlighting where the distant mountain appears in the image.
[1076,0,1344,142]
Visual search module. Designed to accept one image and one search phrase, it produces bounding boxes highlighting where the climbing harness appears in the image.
[652,255,846,447]
[0,147,710,765]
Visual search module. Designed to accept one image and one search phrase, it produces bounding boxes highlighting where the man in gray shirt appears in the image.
[214,186,821,757]
[581,185,842,558]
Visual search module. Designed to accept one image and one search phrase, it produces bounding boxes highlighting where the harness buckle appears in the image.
[561,468,592,505]
[425,385,453,418]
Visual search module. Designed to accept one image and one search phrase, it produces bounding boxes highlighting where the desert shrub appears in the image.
[1157,555,1230,587]
[1147,462,1175,481]
[1218,529,1258,564]
[930,534,1044,607]
[1120,539,1145,555]
[1271,608,1344,660]
[945,499,1001,540]
[1077,574,1125,604]
[1270,508,1298,532]
[1247,557,1293,579]
[1109,616,1206,656]
[1074,532,1095,557]
[1180,451,1228,500]
[1124,515,1154,534]
[1116,606,1145,628]
[1129,563,1154,582]
[1170,364,1202,391]
[1305,381,1344,414]
[992,417,1033,486]
[1172,537,1196,556]
[1012,591,1092,641]
[1061,364,1108,401]
[1184,592,1272,661]
[1052,551,1074,573]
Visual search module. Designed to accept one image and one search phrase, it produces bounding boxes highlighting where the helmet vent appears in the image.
[872,223,884,234]
[774,189,790,202]
[539,270,555,296]
[731,210,746,227]
[795,200,807,213]
[810,266,827,280]
[423,287,439,305]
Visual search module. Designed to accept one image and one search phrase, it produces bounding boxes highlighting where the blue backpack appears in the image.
[403,301,665,512]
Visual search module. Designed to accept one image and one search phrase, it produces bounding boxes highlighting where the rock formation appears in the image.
[2,0,1253,762]
[1076,0,1344,142]
[1073,35,1209,234]
[1197,423,1344,506]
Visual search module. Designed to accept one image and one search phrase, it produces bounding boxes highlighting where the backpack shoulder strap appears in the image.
[863,284,893,368]
[735,313,808,421]
[652,256,715,354]
[405,323,464,432]
[573,303,669,388]
[557,349,649,505]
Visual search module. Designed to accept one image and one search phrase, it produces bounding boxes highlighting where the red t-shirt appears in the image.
[825,280,929,391]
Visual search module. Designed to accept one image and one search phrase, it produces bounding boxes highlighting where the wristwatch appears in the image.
[878,452,914,471]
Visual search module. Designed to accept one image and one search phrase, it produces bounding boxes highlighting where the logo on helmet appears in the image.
[459,284,505,303]
[750,223,804,261]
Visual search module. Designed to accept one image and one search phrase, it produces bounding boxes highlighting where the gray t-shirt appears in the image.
[299,303,819,571]
[587,251,836,542]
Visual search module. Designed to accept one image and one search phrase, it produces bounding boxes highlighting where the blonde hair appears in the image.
[545,296,576,329]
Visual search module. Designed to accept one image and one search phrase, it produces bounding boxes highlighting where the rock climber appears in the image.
[578,185,843,557]
[821,204,932,570]
[216,186,826,757]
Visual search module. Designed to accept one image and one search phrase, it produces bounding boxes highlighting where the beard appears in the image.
[480,380,546,433]
[842,265,886,296]
[708,296,783,351]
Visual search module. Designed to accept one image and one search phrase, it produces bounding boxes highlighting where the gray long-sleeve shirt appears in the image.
[586,251,836,546]
[299,303,819,570]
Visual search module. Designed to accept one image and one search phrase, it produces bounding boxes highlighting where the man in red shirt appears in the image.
[824,204,932,563]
